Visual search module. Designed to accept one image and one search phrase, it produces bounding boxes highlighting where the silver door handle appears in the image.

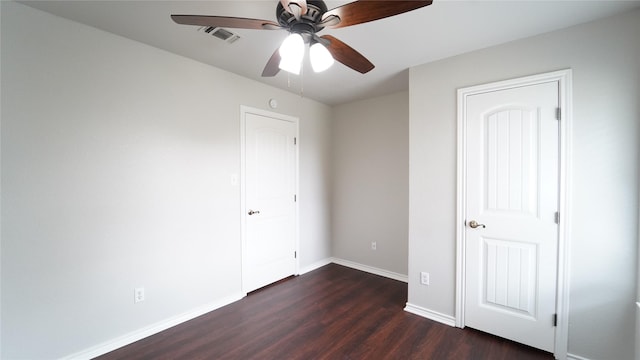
[468,220,486,229]
[248,210,260,215]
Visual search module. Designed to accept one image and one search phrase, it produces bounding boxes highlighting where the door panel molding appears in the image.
[455,70,572,359]
[240,105,300,295]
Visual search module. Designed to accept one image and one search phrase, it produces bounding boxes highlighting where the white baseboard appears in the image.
[331,257,408,283]
[567,354,591,360]
[404,302,456,327]
[60,260,407,359]
[61,293,244,360]
[402,302,589,360]
[299,257,333,275]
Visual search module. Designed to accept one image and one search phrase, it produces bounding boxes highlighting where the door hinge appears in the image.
[554,211,559,224]
[294,137,297,145]
[552,313,557,327]
[556,107,561,121]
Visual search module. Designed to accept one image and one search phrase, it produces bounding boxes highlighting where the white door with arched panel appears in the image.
[463,81,559,352]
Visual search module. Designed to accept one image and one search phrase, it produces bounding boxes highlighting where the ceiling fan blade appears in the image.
[280,0,308,17]
[171,15,282,30]
[323,0,432,29]
[262,48,282,77]
[320,35,374,74]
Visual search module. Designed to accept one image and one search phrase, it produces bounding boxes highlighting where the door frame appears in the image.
[240,105,300,295]
[455,70,572,359]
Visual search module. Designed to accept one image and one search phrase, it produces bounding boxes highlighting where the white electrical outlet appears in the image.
[371,241,377,250]
[420,272,430,286]
[134,287,145,303]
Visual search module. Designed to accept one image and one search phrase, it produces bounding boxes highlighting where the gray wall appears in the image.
[1,2,332,358]
[331,92,409,276]
[3,1,639,359]
[408,9,640,360]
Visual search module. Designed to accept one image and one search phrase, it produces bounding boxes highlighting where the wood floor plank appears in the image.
[95,264,554,360]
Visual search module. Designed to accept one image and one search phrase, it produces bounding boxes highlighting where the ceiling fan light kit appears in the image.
[276,0,334,74]
[278,33,335,74]
[171,0,433,77]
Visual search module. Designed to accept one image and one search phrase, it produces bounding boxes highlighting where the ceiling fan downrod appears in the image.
[277,0,332,40]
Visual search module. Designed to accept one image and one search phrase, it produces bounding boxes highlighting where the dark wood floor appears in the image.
[96,264,554,359]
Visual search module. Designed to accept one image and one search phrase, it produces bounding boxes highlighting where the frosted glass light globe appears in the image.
[310,42,334,73]
[278,33,304,75]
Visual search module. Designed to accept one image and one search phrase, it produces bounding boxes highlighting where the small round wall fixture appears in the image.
[269,98,278,109]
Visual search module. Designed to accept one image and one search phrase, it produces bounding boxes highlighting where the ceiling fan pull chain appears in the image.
[300,63,304,98]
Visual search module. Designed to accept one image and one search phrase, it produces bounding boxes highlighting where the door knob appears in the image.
[468,220,486,229]
[248,210,260,215]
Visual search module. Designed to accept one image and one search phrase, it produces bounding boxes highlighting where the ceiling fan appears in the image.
[171,0,433,77]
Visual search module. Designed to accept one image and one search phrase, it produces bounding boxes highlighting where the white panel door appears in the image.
[465,81,559,352]
[244,111,297,293]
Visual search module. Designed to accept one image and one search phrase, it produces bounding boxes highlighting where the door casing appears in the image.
[455,70,572,359]
[240,105,300,295]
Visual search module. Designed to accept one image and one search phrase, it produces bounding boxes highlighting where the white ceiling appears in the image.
[20,0,640,105]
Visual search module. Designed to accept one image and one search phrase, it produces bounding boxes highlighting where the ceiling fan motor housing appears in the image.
[277,0,329,39]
